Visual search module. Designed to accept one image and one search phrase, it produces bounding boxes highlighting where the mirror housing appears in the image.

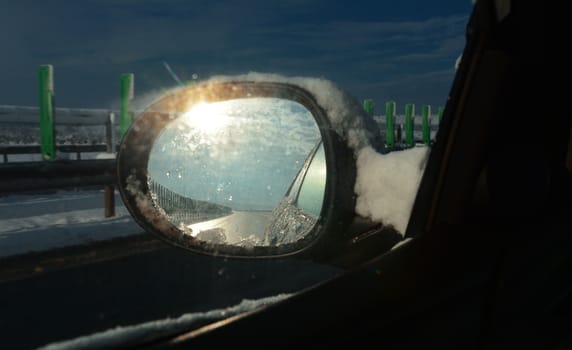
[117,77,394,264]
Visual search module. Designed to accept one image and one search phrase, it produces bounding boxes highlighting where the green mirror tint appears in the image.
[146,97,324,247]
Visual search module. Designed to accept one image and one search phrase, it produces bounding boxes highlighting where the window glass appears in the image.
[0,1,474,348]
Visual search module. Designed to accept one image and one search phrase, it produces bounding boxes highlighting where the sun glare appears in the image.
[182,102,231,135]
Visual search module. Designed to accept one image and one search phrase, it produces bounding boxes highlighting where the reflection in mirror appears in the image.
[147,98,324,248]
[264,142,326,245]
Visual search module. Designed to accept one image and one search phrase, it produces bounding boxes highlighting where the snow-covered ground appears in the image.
[0,189,141,258]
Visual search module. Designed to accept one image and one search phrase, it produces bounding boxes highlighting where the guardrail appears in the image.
[0,66,136,219]
[0,159,118,217]
[0,159,116,193]
[0,144,120,163]
[34,66,135,160]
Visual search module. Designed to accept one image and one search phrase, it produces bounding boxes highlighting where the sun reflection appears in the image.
[182,102,232,135]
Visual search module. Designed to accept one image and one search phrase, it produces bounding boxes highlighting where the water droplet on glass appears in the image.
[192,73,198,80]
[165,171,170,177]
[228,195,233,201]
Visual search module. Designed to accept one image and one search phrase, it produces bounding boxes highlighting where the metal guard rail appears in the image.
[0,144,118,154]
[0,159,116,194]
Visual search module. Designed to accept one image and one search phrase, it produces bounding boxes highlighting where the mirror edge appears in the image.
[117,80,358,259]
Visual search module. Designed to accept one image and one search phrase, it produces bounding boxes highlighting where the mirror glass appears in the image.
[147,98,324,247]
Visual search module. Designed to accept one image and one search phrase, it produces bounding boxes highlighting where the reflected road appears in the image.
[188,211,273,245]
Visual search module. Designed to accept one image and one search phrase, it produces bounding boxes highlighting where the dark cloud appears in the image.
[0,0,472,109]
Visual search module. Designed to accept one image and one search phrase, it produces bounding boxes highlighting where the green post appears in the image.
[422,105,431,145]
[38,65,56,161]
[405,103,415,147]
[438,106,445,124]
[363,99,374,117]
[385,101,396,147]
[120,73,134,139]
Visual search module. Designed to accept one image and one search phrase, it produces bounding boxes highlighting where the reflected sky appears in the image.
[148,97,320,211]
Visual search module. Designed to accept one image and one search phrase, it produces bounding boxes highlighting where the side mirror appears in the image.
[117,76,398,264]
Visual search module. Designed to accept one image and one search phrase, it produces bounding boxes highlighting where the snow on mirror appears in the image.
[147,98,324,247]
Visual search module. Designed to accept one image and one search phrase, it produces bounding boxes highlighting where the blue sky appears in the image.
[0,0,473,112]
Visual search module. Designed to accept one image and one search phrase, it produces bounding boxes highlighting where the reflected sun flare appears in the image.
[182,102,232,135]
